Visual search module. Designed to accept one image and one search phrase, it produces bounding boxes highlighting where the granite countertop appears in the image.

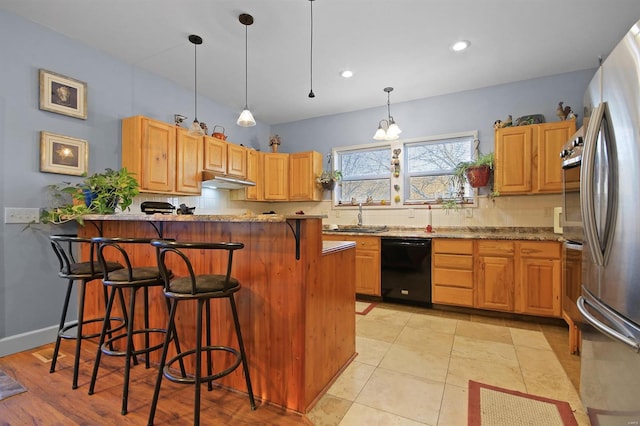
[322,241,356,255]
[323,226,562,241]
[80,213,327,222]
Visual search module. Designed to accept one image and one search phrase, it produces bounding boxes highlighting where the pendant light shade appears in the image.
[237,13,256,127]
[188,34,205,136]
[372,87,402,140]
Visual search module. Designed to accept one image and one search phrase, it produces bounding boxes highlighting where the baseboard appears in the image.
[0,325,57,357]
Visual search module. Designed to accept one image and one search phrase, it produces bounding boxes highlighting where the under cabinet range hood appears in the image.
[200,171,256,190]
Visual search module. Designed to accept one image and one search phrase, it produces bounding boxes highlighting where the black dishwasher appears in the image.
[381,238,432,307]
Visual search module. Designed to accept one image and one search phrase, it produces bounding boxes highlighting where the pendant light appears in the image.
[237,13,256,127]
[308,0,315,98]
[373,87,402,141]
[188,34,205,136]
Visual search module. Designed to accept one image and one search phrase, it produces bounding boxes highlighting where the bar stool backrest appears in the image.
[50,234,97,278]
[151,239,244,294]
[92,237,156,282]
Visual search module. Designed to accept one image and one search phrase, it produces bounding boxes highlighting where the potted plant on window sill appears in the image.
[316,170,342,191]
[40,167,140,225]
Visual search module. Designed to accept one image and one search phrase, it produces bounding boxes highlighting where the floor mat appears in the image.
[355,301,377,315]
[0,370,27,401]
[468,380,577,426]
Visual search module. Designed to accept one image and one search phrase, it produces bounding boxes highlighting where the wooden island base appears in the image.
[79,215,355,413]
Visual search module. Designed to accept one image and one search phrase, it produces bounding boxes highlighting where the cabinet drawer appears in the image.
[434,254,473,270]
[351,236,380,250]
[477,240,514,256]
[519,241,561,258]
[433,268,473,288]
[433,239,473,254]
[433,286,473,307]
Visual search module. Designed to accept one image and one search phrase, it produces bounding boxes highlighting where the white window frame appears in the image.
[332,130,479,209]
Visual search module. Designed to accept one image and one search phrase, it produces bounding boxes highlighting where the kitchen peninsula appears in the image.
[77,213,356,414]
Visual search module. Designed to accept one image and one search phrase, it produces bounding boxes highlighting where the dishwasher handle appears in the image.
[382,239,431,248]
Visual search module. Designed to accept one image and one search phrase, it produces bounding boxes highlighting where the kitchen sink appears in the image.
[329,226,388,234]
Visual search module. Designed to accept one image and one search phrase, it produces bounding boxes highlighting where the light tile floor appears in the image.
[307,303,590,426]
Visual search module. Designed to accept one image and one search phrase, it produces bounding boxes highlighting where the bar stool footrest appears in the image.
[59,316,127,340]
[101,328,167,357]
[164,346,242,385]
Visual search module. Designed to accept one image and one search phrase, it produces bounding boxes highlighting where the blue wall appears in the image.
[0,8,594,353]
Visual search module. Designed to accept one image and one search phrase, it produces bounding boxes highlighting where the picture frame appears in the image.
[40,131,88,176]
[39,69,87,119]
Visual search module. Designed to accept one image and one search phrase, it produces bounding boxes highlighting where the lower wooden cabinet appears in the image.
[518,241,562,317]
[431,238,562,318]
[476,240,515,311]
[324,235,380,296]
[432,239,474,307]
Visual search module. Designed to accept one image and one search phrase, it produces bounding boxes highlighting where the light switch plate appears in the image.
[4,207,40,224]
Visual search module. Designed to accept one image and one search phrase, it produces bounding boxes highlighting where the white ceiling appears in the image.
[3,0,640,125]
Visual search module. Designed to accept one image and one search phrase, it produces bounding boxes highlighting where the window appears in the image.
[333,131,477,207]
[336,145,391,204]
[404,133,476,203]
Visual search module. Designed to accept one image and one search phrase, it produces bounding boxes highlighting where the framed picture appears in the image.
[39,69,87,119]
[40,131,88,176]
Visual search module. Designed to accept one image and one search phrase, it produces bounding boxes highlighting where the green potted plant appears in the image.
[40,167,140,225]
[451,152,494,190]
[316,170,342,190]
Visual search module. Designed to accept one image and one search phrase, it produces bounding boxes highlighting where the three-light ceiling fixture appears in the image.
[237,13,256,127]
[373,87,402,140]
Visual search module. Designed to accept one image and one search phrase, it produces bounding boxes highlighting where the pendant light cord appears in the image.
[194,41,198,120]
[308,0,315,98]
[244,24,248,108]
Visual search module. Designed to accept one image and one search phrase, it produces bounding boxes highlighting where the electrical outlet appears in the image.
[465,209,473,218]
[408,209,414,218]
[5,207,40,224]
[335,210,341,218]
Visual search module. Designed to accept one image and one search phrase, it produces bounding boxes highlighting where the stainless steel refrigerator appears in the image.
[577,19,640,426]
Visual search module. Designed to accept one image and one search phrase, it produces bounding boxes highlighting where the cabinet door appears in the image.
[289,151,322,201]
[140,118,176,193]
[519,257,561,317]
[495,126,533,194]
[176,128,203,194]
[203,136,227,173]
[263,153,289,200]
[535,121,576,193]
[245,149,263,201]
[227,144,247,178]
[476,255,514,311]
[355,249,381,296]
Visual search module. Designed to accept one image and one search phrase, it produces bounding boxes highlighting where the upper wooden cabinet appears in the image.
[289,151,323,201]
[245,150,263,201]
[122,115,202,195]
[495,120,575,195]
[203,136,247,179]
[263,153,290,201]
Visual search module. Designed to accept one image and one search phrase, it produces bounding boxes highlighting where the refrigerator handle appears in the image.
[577,296,640,352]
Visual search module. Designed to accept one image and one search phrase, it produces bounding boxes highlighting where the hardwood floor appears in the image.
[0,341,311,425]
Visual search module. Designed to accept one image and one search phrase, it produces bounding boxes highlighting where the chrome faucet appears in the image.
[358,203,363,226]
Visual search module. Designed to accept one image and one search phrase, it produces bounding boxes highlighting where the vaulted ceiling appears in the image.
[3,0,640,124]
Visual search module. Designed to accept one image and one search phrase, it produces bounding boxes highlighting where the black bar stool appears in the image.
[49,234,125,389]
[88,237,184,416]
[148,239,256,426]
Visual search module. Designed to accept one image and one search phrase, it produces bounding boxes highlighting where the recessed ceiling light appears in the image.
[451,40,470,52]
[340,70,354,78]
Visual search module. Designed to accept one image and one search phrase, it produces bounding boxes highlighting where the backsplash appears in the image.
[129,189,563,230]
